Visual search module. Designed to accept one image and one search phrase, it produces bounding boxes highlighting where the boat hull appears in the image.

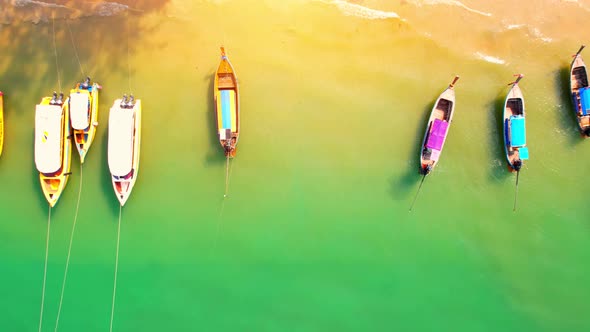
[214,48,240,158]
[38,96,72,207]
[570,53,590,137]
[419,83,456,175]
[71,82,100,163]
[109,100,141,206]
[503,83,526,172]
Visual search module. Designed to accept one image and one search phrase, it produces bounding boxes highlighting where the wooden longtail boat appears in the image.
[35,93,72,207]
[69,77,101,163]
[570,45,590,137]
[503,74,529,172]
[419,76,459,175]
[108,95,141,206]
[214,47,240,157]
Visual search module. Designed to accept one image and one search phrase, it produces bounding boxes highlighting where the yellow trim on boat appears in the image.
[229,90,237,132]
[71,83,100,163]
[38,96,72,207]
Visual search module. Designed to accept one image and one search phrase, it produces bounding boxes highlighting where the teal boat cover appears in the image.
[519,147,529,160]
[220,90,232,129]
[581,87,590,115]
[510,116,526,147]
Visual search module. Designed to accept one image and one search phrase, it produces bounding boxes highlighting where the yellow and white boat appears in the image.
[0,90,4,156]
[35,93,72,207]
[108,95,141,206]
[69,77,100,163]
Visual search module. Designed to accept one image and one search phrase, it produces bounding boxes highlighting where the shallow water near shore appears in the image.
[1,1,590,331]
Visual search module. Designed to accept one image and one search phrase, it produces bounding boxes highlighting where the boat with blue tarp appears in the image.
[503,74,529,172]
[570,45,590,137]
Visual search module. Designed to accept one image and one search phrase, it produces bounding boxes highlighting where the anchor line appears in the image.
[109,205,122,332]
[38,206,52,332]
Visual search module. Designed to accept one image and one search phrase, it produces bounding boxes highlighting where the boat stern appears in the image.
[112,177,134,206]
[420,162,433,175]
[39,174,68,207]
[77,146,88,164]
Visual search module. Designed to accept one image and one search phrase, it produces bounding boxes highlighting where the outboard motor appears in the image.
[120,94,128,108]
[224,140,232,156]
[50,91,58,105]
[81,76,91,89]
[513,159,522,171]
[584,127,590,137]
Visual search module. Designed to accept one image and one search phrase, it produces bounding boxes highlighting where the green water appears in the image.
[1,1,590,331]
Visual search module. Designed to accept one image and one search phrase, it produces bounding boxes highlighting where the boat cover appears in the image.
[35,104,64,174]
[219,89,236,131]
[426,119,448,151]
[519,147,529,160]
[430,149,441,162]
[580,87,590,116]
[108,102,135,177]
[70,91,90,130]
[509,116,526,147]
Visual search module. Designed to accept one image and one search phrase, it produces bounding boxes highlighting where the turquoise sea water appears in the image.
[1,0,590,331]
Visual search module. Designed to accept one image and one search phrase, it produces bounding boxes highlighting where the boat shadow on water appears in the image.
[389,101,434,201]
[555,66,584,146]
[100,128,121,218]
[487,92,512,183]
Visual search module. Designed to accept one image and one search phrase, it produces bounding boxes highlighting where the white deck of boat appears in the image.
[35,104,63,174]
[70,92,90,130]
[439,87,455,102]
[108,101,135,176]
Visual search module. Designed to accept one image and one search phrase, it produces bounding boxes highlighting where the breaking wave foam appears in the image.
[502,23,553,43]
[2,0,135,24]
[319,0,403,20]
[407,0,492,17]
[475,52,506,65]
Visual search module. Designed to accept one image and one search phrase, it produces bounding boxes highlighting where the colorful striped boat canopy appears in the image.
[509,116,526,147]
[218,89,237,132]
[426,119,448,151]
[580,87,590,116]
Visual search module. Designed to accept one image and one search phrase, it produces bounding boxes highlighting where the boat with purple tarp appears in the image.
[419,76,459,175]
[570,45,590,137]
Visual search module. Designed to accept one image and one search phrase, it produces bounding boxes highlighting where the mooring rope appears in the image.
[51,12,62,93]
[65,18,85,77]
[126,8,133,95]
[109,205,122,332]
[54,164,83,331]
[38,205,52,332]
